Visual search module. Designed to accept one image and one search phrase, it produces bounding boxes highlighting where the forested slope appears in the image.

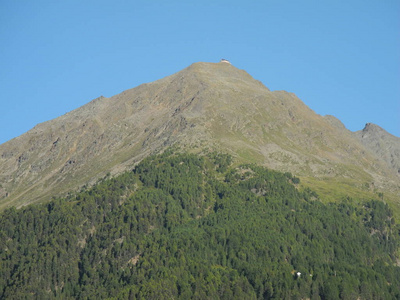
[1,151,399,299]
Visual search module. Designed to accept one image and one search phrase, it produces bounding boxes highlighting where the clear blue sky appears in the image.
[1,1,399,145]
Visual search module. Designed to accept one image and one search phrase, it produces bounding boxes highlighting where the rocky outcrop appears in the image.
[355,123,400,176]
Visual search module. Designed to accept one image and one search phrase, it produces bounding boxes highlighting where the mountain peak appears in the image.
[0,62,399,209]
[355,122,400,175]
[182,61,269,92]
[361,122,387,135]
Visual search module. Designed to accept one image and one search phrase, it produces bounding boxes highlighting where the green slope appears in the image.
[1,151,399,299]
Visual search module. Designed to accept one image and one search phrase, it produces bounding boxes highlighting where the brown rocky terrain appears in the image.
[0,62,399,210]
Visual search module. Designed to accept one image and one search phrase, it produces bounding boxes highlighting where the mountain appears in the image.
[0,62,399,210]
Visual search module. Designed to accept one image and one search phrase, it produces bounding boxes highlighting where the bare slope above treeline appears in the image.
[354,123,400,176]
[0,62,399,209]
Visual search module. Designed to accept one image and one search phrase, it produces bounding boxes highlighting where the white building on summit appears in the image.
[220,59,231,64]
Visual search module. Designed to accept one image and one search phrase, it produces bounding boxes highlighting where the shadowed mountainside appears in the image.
[0,62,399,210]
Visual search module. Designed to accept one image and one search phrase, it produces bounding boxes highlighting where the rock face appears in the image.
[355,123,400,176]
[0,62,399,209]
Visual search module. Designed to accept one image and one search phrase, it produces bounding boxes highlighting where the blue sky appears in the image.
[1,1,399,145]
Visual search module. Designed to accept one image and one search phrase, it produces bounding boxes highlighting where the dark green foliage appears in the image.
[0,152,399,299]
[209,152,232,173]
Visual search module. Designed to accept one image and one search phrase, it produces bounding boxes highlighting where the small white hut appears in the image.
[220,59,231,64]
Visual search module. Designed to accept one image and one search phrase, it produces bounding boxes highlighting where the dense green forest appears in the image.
[1,151,399,299]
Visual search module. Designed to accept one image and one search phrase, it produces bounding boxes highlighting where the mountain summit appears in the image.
[0,62,399,209]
